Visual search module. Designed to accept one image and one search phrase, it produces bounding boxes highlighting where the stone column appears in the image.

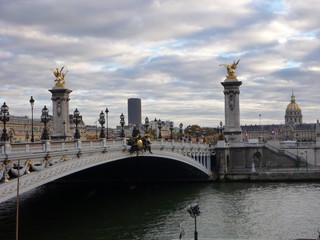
[49,88,72,141]
[221,80,242,143]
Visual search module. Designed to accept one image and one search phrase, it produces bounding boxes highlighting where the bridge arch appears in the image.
[62,154,211,183]
[0,140,213,203]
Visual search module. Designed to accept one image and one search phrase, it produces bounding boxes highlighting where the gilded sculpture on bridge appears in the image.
[52,66,68,87]
[127,134,153,156]
[219,59,240,80]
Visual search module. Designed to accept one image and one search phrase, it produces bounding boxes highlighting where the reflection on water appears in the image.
[1,182,320,240]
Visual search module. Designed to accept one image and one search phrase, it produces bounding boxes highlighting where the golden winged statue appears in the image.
[52,66,68,87]
[219,59,240,80]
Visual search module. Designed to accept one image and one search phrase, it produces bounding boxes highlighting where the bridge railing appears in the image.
[1,138,211,159]
[0,138,213,182]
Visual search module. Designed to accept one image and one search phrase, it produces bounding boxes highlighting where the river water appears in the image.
[1,181,320,240]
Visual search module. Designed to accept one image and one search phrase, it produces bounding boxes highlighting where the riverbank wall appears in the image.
[217,170,320,182]
[212,141,320,182]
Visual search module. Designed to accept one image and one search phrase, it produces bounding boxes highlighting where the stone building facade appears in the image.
[242,93,320,142]
[1,115,50,143]
[0,115,86,143]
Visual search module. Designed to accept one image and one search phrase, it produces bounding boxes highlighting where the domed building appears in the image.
[241,92,320,142]
[285,92,302,124]
[280,93,318,141]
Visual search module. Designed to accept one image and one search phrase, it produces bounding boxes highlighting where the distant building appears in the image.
[3,115,50,142]
[285,92,303,124]
[3,114,87,143]
[242,123,318,141]
[128,98,141,126]
[241,93,319,142]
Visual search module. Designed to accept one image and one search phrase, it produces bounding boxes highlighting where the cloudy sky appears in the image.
[0,0,319,128]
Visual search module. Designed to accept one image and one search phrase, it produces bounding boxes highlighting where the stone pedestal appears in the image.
[49,87,72,141]
[42,140,51,152]
[100,139,106,147]
[74,140,82,150]
[1,141,11,154]
[221,80,242,143]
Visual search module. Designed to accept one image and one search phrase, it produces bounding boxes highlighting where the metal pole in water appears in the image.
[194,216,198,240]
[16,159,20,240]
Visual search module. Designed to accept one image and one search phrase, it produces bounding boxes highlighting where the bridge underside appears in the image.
[59,156,210,183]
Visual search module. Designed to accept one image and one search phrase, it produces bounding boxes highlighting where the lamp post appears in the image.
[98,111,106,139]
[40,105,50,140]
[195,128,199,143]
[105,108,109,139]
[186,203,200,240]
[202,129,206,143]
[157,119,163,139]
[120,113,125,138]
[73,108,82,140]
[169,121,174,140]
[296,133,299,170]
[188,125,192,142]
[179,123,183,141]
[144,116,149,134]
[0,102,10,141]
[29,96,35,142]
[259,114,262,141]
[219,121,223,135]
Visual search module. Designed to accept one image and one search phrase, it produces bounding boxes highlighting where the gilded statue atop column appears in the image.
[52,66,68,88]
[219,59,240,80]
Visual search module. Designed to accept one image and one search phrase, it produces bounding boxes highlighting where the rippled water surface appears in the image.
[1,182,320,240]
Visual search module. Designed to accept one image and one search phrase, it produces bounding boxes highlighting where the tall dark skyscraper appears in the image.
[128,98,141,125]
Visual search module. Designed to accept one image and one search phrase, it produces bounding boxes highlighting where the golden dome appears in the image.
[286,93,301,112]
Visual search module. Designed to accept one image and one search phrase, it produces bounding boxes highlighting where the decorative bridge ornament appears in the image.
[0,139,213,203]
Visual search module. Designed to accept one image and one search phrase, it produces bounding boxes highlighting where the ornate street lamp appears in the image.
[219,121,223,135]
[188,125,192,142]
[120,113,125,138]
[0,102,10,141]
[202,129,206,143]
[144,116,149,134]
[186,203,200,240]
[169,121,174,140]
[73,108,82,140]
[105,108,109,139]
[195,128,199,143]
[41,105,50,140]
[98,111,106,139]
[179,123,183,141]
[157,119,163,139]
[29,96,35,142]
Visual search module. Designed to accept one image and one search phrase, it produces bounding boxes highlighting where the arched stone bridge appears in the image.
[0,139,213,203]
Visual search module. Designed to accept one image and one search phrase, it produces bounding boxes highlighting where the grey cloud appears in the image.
[0,0,320,127]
